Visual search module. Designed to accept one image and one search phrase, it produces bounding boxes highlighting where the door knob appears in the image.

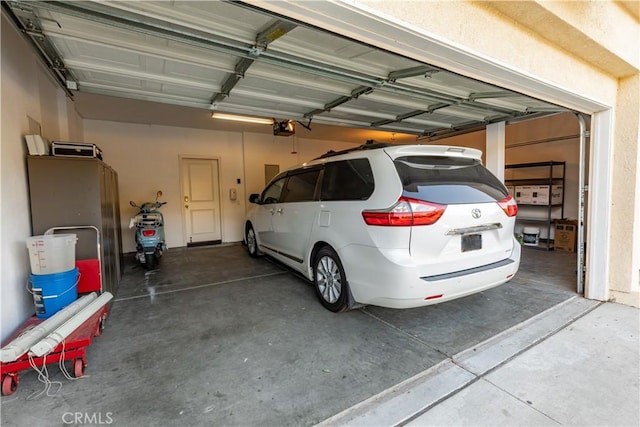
[184,196,189,202]
[185,204,189,209]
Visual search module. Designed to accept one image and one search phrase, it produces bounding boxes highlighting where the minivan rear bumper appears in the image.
[340,237,521,309]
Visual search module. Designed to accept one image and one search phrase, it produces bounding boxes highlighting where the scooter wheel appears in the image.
[144,254,156,270]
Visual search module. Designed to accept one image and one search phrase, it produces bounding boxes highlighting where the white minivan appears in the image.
[245,143,520,312]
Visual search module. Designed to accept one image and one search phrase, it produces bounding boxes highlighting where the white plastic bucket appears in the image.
[26,234,77,275]
[522,227,540,247]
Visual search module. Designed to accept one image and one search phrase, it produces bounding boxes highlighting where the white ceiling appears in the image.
[4,0,568,142]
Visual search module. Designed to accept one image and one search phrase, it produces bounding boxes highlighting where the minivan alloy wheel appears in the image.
[316,255,342,303]
[246,224,260,257]
[313,247,349,312]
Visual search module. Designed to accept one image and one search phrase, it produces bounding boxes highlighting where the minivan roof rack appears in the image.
[315,141,394,160]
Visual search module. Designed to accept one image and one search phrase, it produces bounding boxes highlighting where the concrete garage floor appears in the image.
[1,244,579,426]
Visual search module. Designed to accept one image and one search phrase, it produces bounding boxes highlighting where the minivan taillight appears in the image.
[362,197,446,226]
[498,194,518,217]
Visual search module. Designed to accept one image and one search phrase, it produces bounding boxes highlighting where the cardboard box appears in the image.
[506,186,515,197]
[531,184,563,205]
[555,219,578,252]
[514,186,534,204]
[515,185,563,205]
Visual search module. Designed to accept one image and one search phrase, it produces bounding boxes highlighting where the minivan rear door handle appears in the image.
[276,208,283,215]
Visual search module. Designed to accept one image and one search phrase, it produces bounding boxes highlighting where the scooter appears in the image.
[129,191,167,270]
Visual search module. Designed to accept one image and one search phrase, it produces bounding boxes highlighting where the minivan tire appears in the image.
[314,246,350,312]
[245,224,261,258]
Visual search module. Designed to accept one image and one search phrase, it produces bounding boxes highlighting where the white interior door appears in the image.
[181,158,222,245]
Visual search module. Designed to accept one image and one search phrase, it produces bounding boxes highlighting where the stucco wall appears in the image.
[610,74,640,306]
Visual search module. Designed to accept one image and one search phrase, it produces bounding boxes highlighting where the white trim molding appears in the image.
[585,110,614,301]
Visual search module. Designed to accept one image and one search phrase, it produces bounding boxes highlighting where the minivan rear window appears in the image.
[394,156,507,204]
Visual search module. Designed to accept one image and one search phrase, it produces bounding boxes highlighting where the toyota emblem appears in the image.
[471,208,482,219]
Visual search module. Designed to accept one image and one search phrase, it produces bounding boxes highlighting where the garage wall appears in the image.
[83,121,245,251]
[83,120,359,252]
[506,115,581,239]
[1,16,84,342]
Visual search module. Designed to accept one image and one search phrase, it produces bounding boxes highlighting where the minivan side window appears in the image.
[281,169,321,203]
[262,177,286,204]
[321,159,374,201]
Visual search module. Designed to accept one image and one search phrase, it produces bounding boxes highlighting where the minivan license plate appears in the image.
[462,234,482,252]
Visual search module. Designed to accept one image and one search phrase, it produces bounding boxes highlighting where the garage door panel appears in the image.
[269,26,418,76]
[19,0,569,138]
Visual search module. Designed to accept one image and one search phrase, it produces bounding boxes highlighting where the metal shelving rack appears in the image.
[505,161,566,250]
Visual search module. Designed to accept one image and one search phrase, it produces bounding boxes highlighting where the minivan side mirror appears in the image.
[249,193,261,204]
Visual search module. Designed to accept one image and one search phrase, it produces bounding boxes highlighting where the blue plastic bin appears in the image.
[30,267,79,319]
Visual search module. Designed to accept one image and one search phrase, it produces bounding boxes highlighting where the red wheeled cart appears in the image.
[0,305,108,396]
[1,225,109,396]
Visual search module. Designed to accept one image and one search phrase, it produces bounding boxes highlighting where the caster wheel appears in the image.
[2,374,18,396]
[73,358,86,378]
[94,317,106,337]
